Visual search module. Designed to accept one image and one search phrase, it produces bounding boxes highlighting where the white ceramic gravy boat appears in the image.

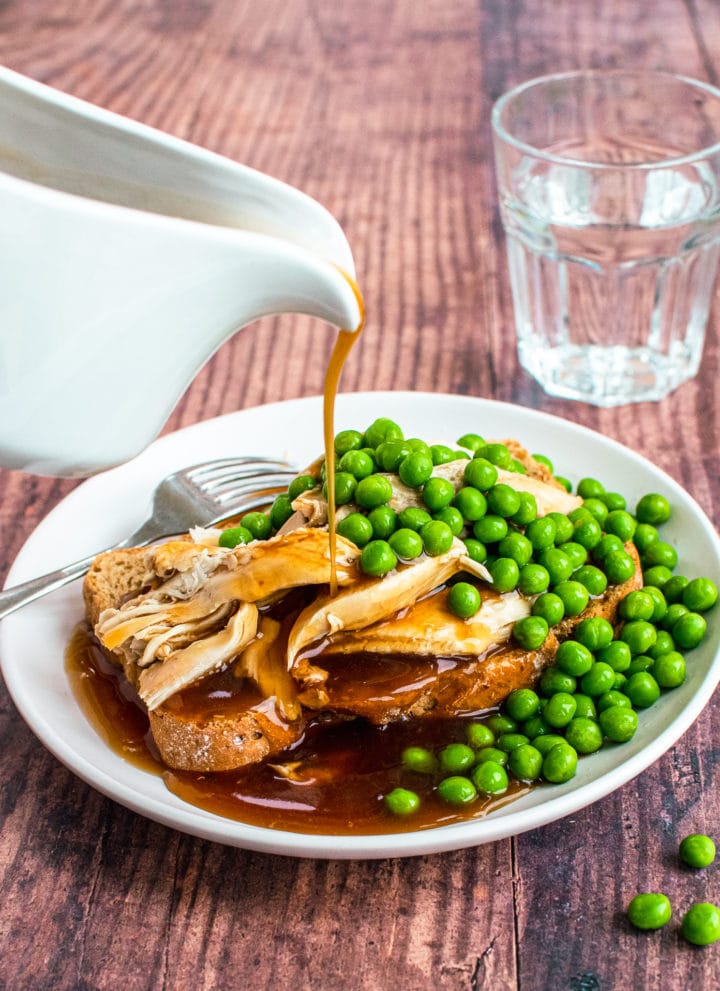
[0,67,363,476]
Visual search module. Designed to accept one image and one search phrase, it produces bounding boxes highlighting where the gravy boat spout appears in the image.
[0,67,363,476]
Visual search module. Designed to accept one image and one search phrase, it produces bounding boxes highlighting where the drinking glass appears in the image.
[492,70,720,405]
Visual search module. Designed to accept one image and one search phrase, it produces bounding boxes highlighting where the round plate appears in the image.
[2,392,719,859]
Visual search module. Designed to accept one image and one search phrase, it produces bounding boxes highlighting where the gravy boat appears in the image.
[0,67,362,476]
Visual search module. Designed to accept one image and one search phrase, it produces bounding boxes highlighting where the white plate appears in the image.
[2,392,720,859]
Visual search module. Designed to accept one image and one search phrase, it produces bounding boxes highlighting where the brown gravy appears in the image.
[66,625,530,835]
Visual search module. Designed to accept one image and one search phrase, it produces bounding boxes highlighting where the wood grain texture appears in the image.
[0,1,719,989]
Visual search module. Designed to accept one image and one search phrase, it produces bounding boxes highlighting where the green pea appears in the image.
[406,439,431,455]
[575,617,614,652]
[457,432,485,453]
[521,715,549,739]
[512,616,549,650]
[497,732,530,752]
[643,565,673,588]
[437,775,478,806]
[539,548,574,585]
[573,694,598,720]
[364,417,403,448]
[604,550,637,584]
[487,484,522,518]
[240,512,272,540]
[504,688,541,722]
[592,534,625,562]
[525,516,557,551]
[448,582,482,619]
[531,592,565,626]
[269,494,294,530]
[580,662,616,697]
[582,498,609,526]
[619,590,655,622]
[572,517,602,550]
[463,538,488,564]
[542,742,578,783]
[430,444,457,466]
[388,527,423,560]
[509,458,528,476]
[473,515,508,543]
[477,443,512,468]
[498,532,533,567]
[471,761,509,795]
[620,621,657,655]
[681,903,720,946]
[337,512,374,547]
[466,723,495,749]
[635,493,671,526]
[287,473,317,500]
[627,893,672,931]
[334,428,364,455]
[679,834,716,869]
[651,651,686,688]
[360,539,398,577]
[643,584,668,623]
[368,505,398,539]
[421,520,454,557]
[574,565,608,596]
[647,630,674,659]
[564,717,603,754]
[600,491,627,512]
[642,540,678,570]
[568,506,593,525]
[463,457,499,491]
[401,746,437,774]
[604,510,636,542]
[475,746,508,766]
[543,692,577,729]
[661,602,689,631]
[683,577,719,613]
[554,580,590,617]
[577,477,605,499]
[375,439,411,472]
[355,474,394,509]
[324,471,357,506]
[625,671,661,708]
[554,476,572,493]
[596,640,631,672]
[487,714,517,735]
[662,574,690,604]
[672,611,707,650]
[398,451,433,489]
[556,640,594,677]
[633,523,660,554]
[218,525,253,548]
[384,787,421,816]
[518,563,551,596]
[438,742,476,774]
[532,733,567,756]
[539,666,577,696]
[562,541,589,569]
[511,492,538,526]
[548,512,574,544]
[490,557,520,593]
[453,485,488,521]
[422,475,456,512]
[597,690,632,712]
[433,506,464,536]
[626,655,655,676]
[398,506,431,532]
[508,744,543,782]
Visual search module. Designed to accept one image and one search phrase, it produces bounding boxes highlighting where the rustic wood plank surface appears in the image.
[1,2,719,989]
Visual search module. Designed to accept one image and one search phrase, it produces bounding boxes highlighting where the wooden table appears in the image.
[1,2,719,988]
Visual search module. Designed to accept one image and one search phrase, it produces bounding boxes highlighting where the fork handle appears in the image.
[0,552,105,621]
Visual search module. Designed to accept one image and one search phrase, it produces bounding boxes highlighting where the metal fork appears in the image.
[0,456,297,621]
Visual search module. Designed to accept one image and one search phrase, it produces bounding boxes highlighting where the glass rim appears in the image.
[491,68,720,171]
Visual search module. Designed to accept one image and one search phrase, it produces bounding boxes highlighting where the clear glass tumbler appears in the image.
[492,70,720,406]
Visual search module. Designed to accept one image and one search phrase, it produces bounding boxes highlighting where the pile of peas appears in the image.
[371,421,718,818]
